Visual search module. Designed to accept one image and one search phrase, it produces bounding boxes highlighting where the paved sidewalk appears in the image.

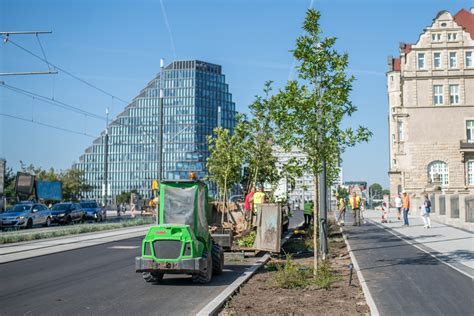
[341,212,474,316]
[362,209,474,276]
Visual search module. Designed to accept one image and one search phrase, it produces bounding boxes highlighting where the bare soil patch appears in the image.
[220,224,369,315]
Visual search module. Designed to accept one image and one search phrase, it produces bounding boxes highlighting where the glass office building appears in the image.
[75,60,236,200]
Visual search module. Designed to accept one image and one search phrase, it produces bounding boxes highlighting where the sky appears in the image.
[0,0,472,188]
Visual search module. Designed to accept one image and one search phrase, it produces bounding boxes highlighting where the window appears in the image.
[467,120,474,143]
[392,134,395,145]
[433,52,441,69]
[428,161,449,186]
[397,121,404,141]
[447,33,458,41]
[417,53,425,69]
[431,33,442,42]
[449,85,460,104]
[466,52,473,68]
[449,52,457,68]
[467,161,474,185]
[433,85,444,105]
[440,22,447,27]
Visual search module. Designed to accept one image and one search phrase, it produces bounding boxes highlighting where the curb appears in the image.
[367,218,474,279]
[196,221,304,316]
[196,253,271,316]
[340,227,380,316]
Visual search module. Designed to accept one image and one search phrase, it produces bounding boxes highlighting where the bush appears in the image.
[270,254,310,289]
[313,259,339,290]
[236,230,256,247]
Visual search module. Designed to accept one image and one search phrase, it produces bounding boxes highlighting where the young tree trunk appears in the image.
[313,175,319,275]
[222,176,228,224]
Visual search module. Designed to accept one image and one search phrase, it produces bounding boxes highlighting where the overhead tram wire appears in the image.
[0,83,107,121]
[0,113,97,138]
[2,36,129,105]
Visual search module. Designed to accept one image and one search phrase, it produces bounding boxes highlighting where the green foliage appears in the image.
[313,259,340,290]
[337,186,349,200]
[246,82,280,191]
[267,9,372,186]
[382,189,390,196]
[115,190,137,204]
[16,161,92,201]
[236,230,256,247]
[270,254,310,289]
[207,115,249,201]
[369,183,383,199]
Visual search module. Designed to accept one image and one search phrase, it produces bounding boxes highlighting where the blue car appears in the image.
[0,202,52,230]
[80,200,104,222]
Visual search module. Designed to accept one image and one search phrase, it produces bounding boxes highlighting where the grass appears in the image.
[0,217,154,244]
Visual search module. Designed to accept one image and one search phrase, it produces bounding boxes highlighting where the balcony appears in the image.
[460,140,474,152]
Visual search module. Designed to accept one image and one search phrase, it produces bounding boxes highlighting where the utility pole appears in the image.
[103,107,109,210]
[0,31,57,76]
[157,58,165,224]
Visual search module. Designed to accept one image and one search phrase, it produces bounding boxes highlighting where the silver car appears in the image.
[0,203,52,230]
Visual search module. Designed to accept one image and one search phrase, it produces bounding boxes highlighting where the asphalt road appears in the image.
[0,236,257,315]
[0,210,304,315]
[344,218,474,316]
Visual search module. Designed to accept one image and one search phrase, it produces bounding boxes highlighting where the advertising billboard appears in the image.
[36,181,63,201]
[15,172,35,195]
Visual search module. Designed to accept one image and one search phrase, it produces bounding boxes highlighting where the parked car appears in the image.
[229,195,244,203]
[80,200,104,222]
[0,202,52,230]
[51,202,85,225]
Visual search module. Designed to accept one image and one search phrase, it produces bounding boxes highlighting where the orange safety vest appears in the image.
[402,195,410,209]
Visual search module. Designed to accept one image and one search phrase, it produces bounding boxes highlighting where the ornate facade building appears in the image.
[387,9,474,229]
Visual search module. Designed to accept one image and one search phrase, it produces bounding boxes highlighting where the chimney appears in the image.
[387,56,394,70]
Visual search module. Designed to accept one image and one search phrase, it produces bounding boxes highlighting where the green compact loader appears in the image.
[135,180,224,283]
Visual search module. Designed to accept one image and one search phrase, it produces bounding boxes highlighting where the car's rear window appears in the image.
[52,204,70,211]
[80,202,98,208]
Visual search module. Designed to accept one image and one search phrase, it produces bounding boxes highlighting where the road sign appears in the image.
[152,179,159,190]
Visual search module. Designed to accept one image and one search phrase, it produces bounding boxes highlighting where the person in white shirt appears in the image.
[394,194,402,221]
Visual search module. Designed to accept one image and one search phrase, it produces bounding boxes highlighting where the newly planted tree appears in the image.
[269,9,372,272]
[207,115,249,205]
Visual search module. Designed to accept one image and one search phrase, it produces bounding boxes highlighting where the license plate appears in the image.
[2,221,12,224]
[158,262,176,270]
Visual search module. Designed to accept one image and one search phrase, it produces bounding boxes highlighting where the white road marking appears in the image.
[108,246,139,249]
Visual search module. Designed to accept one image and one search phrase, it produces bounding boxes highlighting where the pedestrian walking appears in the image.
[421,194,432,228]
[402,190,410,226]
[337,195,346,226]
[303,200,313,229]
[394,194,402,220]
[349,192,362,226]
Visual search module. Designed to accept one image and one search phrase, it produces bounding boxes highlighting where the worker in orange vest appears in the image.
[402,190,410,226]
[348,192,362,226]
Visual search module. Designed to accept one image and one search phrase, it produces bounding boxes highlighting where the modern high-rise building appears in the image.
[75,60,236,200]
[387,9,474,229]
